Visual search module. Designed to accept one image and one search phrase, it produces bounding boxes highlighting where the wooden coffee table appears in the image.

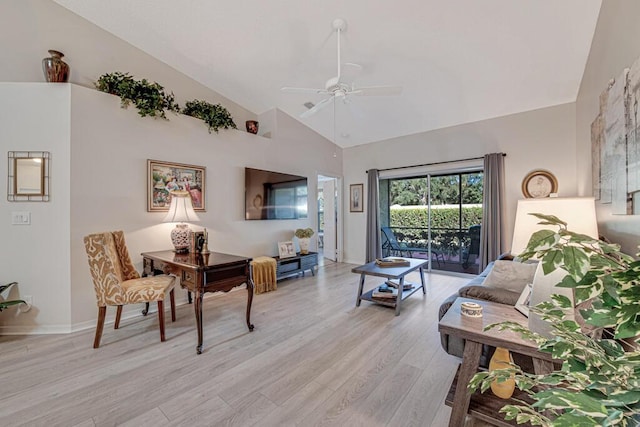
[352,258,428,315]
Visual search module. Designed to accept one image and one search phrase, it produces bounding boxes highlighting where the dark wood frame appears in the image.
[147,159,206,212]
[350,183,364,212]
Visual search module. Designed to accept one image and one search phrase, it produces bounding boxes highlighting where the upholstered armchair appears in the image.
[83,231,177,348]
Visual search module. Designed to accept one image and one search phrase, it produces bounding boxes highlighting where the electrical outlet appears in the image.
[20,295,32,313]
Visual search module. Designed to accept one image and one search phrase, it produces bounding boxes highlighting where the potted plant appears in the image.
[0,282,26,312]
[95,72,180,119]
[294,228,315,254]
[182,99,237,133]
[469,214,640,426]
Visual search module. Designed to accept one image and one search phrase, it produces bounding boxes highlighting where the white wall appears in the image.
[576,0,640,255]
[342,103,577,264]
[0,0,342,333]
[0,83,341,333]
[0,83,72,333]
[0,0,257,129]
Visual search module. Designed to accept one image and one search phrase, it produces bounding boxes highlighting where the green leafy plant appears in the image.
[469,214,640,426]
[182,99,237,133]
[0,282,25,312]
[95,72,180,119]
[294,228,314,239]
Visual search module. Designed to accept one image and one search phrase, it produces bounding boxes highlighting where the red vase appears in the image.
[246,120,259,134]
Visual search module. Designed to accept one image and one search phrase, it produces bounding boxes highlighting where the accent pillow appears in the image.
[480,260,537,294]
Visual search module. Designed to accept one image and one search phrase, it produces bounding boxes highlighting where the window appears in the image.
[380,171,483,274]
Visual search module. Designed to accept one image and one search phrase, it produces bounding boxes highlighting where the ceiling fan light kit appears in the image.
[281,18,402,118]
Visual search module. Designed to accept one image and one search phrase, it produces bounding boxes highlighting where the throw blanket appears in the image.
[251,256,277,294]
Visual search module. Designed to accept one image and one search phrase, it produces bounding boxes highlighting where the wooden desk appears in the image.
[438,298,554,427]
[142,250,254,354]
[352,258,428,316]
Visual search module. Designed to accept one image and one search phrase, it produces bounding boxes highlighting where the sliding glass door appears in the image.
[379,171,483,274]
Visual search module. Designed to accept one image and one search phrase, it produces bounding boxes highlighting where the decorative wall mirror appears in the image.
[7,151,50,201]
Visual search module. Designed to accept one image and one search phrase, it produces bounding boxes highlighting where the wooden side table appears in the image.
[438,298,554,427]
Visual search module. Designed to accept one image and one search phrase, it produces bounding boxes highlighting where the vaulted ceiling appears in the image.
[54,0,602,148]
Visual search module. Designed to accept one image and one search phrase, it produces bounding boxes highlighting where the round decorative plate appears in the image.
[522,170,558,198]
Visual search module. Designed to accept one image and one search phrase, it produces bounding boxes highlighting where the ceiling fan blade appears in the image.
[352,85,403,96]
[281,86,328,95]
[300,97,334,118]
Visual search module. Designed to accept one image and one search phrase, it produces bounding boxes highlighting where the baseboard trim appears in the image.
[0,288,242,335]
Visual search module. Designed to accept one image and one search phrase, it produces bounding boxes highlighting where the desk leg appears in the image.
[395,276,404,316]
[420,267,426,294]
[194,290,204,354]
[356,273,366,307]
[449,341,482,427]
[246,279,255,332]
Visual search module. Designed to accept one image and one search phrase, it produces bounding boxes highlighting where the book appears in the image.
[375,257,410,267]
[385,280,414,291]
[372,285,398,299]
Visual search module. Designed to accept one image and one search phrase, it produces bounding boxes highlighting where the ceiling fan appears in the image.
[281,18,403,118]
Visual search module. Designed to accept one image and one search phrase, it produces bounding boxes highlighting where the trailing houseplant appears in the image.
[182,99,237,133]
[469,214,640,426]
[0,282,25,312]
[95,72,180,119]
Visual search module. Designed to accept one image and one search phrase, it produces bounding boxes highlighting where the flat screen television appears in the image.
[245,167,308,220]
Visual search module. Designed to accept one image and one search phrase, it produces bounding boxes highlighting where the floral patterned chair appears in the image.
[83,231,177,348]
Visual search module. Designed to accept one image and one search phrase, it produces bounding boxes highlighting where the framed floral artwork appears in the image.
[147,159,206,212]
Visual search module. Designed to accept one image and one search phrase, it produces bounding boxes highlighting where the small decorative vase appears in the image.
[246,120,259,134]
[298,237,310,254]
[489,347,516,399]
[42,50,70,82]
[170,223,192,253]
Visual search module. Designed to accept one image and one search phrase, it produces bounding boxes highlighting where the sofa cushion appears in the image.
[480,259,537,294]
[458,285,521,306]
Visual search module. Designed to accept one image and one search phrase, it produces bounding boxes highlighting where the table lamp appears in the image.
[511,197,598,337]
[163,190,200,253]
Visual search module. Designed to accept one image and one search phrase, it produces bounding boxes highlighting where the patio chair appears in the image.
[381,227,444,267]
[462,224,481,269]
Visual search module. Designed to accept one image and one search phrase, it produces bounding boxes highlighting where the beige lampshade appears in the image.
[510,197,598,257]
[163,191,200,253]
[510,197,598,338]
[163,191,200,223]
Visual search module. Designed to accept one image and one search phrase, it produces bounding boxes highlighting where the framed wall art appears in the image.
[350,183,364,212]
[278,241,296,258]
[147,159,206,212]
[7,151,50,202]
[521,169,558,198]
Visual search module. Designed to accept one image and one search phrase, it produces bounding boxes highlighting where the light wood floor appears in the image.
[0,262,488,427]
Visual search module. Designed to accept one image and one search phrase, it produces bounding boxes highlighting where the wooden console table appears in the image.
[352,258,427,316]
[142,250,254,354]
[438,298,554,427]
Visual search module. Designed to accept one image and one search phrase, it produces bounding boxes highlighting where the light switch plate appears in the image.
[11,211,31,225]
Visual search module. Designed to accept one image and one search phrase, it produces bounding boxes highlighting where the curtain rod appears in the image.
[366,153,506,173]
